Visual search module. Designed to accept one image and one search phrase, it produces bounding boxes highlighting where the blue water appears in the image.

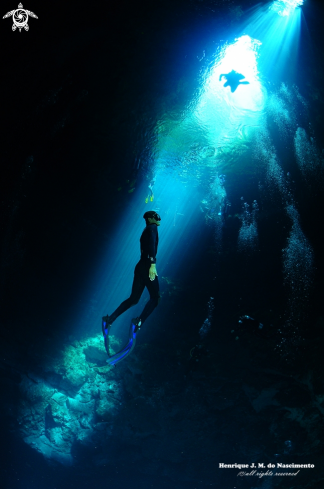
[1,0,324,488]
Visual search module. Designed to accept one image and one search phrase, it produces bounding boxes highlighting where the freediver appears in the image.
[102,211,161,337]
[219,70,250,93]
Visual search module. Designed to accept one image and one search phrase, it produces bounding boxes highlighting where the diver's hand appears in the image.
[149,264,158,281]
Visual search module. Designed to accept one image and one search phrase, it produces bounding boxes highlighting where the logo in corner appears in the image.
[3,3,38,32]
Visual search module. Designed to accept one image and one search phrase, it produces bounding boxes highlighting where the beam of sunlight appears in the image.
[85,5,304,337]
[239,3,302,81]
[271,0,304,17]
[86,34,267,334]
[72,7,303,342]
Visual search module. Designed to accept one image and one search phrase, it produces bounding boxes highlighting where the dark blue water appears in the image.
[1,0,324,488]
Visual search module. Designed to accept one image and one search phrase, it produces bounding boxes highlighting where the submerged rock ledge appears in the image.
[18,335,122,465]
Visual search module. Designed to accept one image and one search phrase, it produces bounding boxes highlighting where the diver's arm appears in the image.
[147,225,158,280]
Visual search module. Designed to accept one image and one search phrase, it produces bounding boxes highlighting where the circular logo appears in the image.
[13,8,28,28]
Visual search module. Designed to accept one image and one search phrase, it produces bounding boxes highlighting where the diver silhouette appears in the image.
[219,70,250,93]
[102,211,161,335]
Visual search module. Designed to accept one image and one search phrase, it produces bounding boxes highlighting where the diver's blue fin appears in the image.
[102,318,137,366]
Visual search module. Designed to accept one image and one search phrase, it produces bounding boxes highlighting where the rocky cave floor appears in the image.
[1,310,324,488]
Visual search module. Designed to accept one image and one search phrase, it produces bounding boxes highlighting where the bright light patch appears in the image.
[193,35,265,151]
[237,3,302,83]
[271,0,303,17]
[204,35,264,112]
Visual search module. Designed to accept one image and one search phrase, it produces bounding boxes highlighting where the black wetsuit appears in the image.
[109,224,160,325]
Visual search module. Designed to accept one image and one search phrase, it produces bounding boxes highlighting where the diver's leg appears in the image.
[138,273,160,325]
[108,263,145,324]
